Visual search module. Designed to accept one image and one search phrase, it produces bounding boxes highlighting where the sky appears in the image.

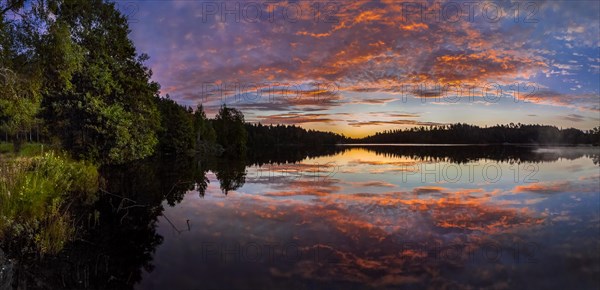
[119,0,600,138]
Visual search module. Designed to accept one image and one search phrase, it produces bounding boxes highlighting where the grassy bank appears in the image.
[0,150,99,256]
[0,142,48,157]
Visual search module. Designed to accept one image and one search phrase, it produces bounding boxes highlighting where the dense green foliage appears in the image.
[355,123,600,145]
[1,0,162,164]
[155,96,196,155]
[154,103,247,156]
[39,0,161,164]
[154,98,224,155]
[0,0,43,153]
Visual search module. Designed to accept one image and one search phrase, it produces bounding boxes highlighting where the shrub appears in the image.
[0,152,99,255]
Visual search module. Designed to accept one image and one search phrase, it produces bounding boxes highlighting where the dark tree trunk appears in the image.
[12,134,21,153]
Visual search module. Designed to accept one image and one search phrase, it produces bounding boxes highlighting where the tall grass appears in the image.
[0,142,47,157]
[0,152,99,256]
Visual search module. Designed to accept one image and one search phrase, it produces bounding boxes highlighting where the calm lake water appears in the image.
[127,146,599,290]
[34,146,599,289]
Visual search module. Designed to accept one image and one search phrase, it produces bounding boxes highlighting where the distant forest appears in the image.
[249,123,600,146]
[352,123,600,145]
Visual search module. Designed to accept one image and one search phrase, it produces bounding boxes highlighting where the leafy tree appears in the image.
[212,105,247,155]
[0,68,41,152]
[38,0,161,164]
[155,95,195,155]
[193,104,216,147]
[0,3,43,152]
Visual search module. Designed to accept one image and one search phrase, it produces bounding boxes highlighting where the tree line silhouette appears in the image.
[245,123,345,147]
[352,123,600,145]
[152,99,600,158]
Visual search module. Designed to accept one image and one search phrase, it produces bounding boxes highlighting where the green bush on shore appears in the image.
[0,152,99,256]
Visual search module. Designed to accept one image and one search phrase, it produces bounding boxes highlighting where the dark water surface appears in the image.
[31,146,600,289]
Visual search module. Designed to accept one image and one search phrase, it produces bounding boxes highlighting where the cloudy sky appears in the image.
[119,0,599,137]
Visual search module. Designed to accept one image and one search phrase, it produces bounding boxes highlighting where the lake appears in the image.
[36,145,600,289]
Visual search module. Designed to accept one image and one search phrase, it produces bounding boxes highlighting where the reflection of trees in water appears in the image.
[19,145,599,288]
[341,145,600,165]
[152,145,600,199]
[15,154,251,288]
[246,145,344,166]
[212,157,247,195]
[17,159,170,288]
[245,145,600,166]
[195,158,210,197]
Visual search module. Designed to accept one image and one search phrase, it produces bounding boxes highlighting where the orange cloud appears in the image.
[514,181,572,194]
